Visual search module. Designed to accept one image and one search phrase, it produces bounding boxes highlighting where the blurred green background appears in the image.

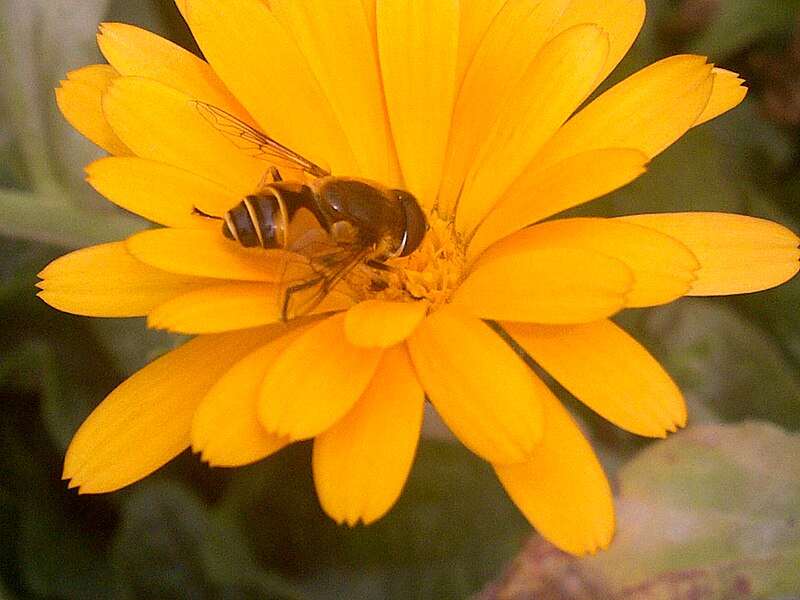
[1,1,799,598]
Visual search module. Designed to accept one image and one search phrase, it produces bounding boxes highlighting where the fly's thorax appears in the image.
[314,177,409,253]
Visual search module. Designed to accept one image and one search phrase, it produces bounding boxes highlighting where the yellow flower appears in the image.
[39,0,799,556]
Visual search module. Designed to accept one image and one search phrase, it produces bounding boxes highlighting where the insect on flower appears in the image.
[192,102,428,320]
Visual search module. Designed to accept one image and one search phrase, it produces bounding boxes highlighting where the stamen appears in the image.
[370,215,467,311]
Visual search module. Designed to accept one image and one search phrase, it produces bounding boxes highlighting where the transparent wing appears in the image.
[279,237,370,320]
[193,101,330,178]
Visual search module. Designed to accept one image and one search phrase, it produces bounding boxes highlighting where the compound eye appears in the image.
[394,190,427,257]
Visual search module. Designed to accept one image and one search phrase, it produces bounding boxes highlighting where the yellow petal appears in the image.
[619,212,800,295]
[504,320,686,437]
[494,392,614,556]
[96,22,251,122]
[313,345,424,525]
[55,65,131,156]
[101,76,266,196]
[37,242,208,317]
[377,0,459,206]
[125,229,295,281]
[468,148,650,259]
[455,0,507,89]
[64,327,272,493]
[85,157,238,228]
[552,0,646,84]
[438,0,572,215]
[451,246,632,324]
[270,0,399,183]
[192,325,309,466]
[456,24,610,234]
[182,0,359,175]
[343,300,428,348]
[146,282,283,333]
[534,55,715,172]
[693,68,747,127]
[258,313,384,440]
[406,307,545,464]
[476,218,699,308]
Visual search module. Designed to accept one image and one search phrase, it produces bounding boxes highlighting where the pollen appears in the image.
[378,213,467,311]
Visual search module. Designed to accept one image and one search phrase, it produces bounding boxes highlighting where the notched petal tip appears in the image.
[620,212,800,296]
[693,67,748,127]
[504,319,687,439]
[494,393,615,556]
[312,346,423,527]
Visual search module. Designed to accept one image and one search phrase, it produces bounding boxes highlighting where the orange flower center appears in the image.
[371,213,466,312]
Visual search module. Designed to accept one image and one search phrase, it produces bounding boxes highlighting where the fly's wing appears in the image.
[279,235,368,320]
[193,101,330,178]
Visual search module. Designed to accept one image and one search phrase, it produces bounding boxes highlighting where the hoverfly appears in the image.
[192,102,428,321]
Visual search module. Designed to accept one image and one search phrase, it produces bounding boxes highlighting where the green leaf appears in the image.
[0,0,109,191]
[687,0,799,58]
[0,187,146,249]
[0,0,149,249]
[18,491,115,600]
[0,238,126,448]
[349,441,529,599]
[602,126,745,216]
[588,422,800,596]
[478,422,800,599]
[219,440,529,599]
[111,482,305,600]
[89,318,185,377]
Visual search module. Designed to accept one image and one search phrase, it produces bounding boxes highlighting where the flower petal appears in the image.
[451,246,632,324]
[96,22,250,121]
[438,0,572,215]
[494,391,614,556]
[55,65,131,156]
[192,325,308,466]
[456,24,610,234]
[504,320,686,437]
[270,0,399,183]
[455,0,506,88]
[377,0,458,206]
[693,68,747,127]
[37,242,207,317]
[64,328,272,493]
[533,55,715,172]
[101,76,266,196]
[313,345,424,525]
[476,218,700,307]
[85,157,238,228]
[148,279,354,334]
[182,0,358,175]
[146,282,282,333]
[468,148,650,259]
[406,307,545,465]
[552,0,645,84]
[258,313,383,440]
[619,212,800,295]
[344,300,428,348]
[125,229,296,281]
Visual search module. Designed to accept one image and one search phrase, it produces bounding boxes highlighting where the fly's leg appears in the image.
[192,206,219,219]
[281,272,328,321]
[365,259,394,272]
[257,166,283,188]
